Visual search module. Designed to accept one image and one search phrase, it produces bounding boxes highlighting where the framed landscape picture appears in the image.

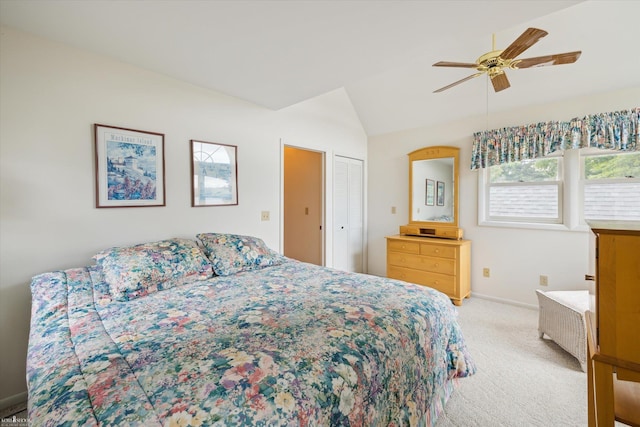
[191,140,238,207]
[94,124,165,208]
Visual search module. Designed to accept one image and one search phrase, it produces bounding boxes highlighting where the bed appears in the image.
[27,234,475,426]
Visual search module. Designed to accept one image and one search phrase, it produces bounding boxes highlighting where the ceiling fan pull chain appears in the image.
[486,74,490,131]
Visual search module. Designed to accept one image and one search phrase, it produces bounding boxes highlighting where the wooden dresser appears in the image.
[586,222,640,426]
[386,235,471,306]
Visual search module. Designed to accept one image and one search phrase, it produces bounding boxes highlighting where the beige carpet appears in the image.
[436,297,589,426]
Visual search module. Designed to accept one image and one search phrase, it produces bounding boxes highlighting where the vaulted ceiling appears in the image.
[1,1,638,136]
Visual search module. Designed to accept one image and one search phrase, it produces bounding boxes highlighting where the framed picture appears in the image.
[191,140,238,207]
[94,124,165,208]
[425,179,435,206]
[437,181,445,206]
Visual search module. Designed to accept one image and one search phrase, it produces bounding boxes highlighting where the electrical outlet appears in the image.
[261,211,270,221]
[540,275,549,286]
[483,268,490,278]
[391,206,397,214]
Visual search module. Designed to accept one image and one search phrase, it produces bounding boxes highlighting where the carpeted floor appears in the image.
[436,296,589,426]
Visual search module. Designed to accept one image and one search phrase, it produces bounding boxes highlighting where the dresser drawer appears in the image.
[387,240,420,254]
[388,252,456,276]
[420,242,456,259]
[386,235,471,306]
[388,266,455,295]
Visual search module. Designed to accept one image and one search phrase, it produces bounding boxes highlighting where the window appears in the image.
[479,150,640,230]
[474,108,638,229]
[582,152,640,221]
[484,158,562,223]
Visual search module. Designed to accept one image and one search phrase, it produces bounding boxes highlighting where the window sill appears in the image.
[478,219,591,233]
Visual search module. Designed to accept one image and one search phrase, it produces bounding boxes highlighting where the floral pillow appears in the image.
[196,233,287,276]
[94,238,213,301]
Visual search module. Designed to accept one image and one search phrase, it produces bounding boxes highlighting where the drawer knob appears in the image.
[401,258,406,262]
[434,281,439,285]
[434,249,440,253]
[401,245,406,249]
[434,263,439,267]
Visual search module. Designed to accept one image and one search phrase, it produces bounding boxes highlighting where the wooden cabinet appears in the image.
[586,222,640,426]
[386,235,470,306]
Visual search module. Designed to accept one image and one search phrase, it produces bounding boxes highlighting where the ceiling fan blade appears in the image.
[490,72,510,92]
[433,61,478,68]
[514,51,582,68]
[433,72,484,93]
[500,27,548,60]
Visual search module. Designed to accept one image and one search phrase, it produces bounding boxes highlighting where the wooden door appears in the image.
[283,146,324,265]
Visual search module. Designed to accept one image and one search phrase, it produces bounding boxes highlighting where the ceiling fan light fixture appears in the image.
[432,27,581,93]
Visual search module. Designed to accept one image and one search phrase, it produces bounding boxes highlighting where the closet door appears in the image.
[333,156,363,273]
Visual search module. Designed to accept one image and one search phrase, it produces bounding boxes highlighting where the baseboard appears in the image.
[0,392,27,418]
[472,292,538,311]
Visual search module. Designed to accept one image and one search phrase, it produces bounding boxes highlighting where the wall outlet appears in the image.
[391,206,396,214]
[261,211,270,221]
[540,275,549,286]
[482,268,490,278]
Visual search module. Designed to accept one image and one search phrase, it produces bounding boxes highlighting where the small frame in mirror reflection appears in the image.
[425,179,435,206]
[436,181,445,206]
[191,140,238,207]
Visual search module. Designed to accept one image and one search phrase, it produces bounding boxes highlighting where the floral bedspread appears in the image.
[28,260,475,426]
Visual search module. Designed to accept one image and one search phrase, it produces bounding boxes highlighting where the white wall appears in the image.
[368,86,640,308]
[0,26,366,406]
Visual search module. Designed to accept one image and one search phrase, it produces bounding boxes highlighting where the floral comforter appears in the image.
[28,260,475,426]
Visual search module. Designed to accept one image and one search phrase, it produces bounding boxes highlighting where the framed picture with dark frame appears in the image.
[191,140,238,207]
[437,181,445,206]
[425,179,435,206]
[94,124,165,208]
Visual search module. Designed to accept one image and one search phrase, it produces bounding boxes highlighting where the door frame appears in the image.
[280,142,326,266]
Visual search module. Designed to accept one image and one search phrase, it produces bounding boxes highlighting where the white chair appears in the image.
[536,289,590,372]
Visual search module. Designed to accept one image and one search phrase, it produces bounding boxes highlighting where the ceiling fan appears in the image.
[433,27,581,93]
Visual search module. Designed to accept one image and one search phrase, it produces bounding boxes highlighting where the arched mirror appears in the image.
[401,146,463,239]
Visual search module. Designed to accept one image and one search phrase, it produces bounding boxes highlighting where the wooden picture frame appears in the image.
[437,181,445,206]
[191,140,238,207]
[425,179,435,206]
[94,124,165,208]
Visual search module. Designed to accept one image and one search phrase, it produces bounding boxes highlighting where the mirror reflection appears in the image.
[412,158,454,223]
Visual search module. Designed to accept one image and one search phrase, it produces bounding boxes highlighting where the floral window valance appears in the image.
[470,107,639,169]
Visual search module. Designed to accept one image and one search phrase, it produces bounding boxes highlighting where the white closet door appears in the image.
[333,156,364,273]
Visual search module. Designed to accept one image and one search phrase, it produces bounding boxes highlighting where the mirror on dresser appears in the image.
[386,145,471,306]
[401,146,462,240]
